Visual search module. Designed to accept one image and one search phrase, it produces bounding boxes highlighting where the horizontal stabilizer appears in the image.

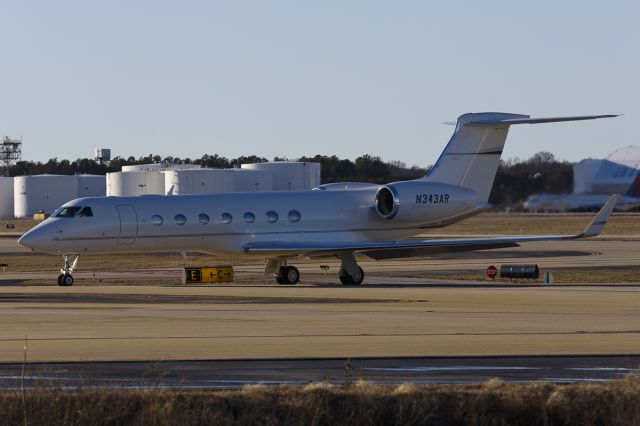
[467,114,619,127]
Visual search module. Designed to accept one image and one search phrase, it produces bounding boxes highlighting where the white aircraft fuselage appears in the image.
[18,112,619,286]
[23,181,476,256]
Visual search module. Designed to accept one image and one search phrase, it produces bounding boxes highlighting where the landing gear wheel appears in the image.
[275,266,299,285]
[62,274,74,286]
[59,254,79,286]
[339,267,364,285]
[284,266,299,284]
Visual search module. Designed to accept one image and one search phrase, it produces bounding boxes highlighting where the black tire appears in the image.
[284,266,299,285]
[275,266,287,285]
[57,274,64,286]
[339,267,364,285]
[62,274,74,286]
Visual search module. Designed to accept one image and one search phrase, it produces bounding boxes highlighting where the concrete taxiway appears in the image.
[0,283,639,363]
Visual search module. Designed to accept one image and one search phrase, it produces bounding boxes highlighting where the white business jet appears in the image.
[19,112,619,286]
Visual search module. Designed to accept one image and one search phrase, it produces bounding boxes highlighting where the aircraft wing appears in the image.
[242,195,619,260]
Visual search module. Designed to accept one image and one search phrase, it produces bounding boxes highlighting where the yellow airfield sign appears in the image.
[182,266,234,284]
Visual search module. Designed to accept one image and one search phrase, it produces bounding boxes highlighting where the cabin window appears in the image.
[174,214,187,225]
[53,206,81,218]
[150,215,163,226]
[221,213,233,224]
[198,213,210,225]
[243,212,255,223]
[288,210,301,223]
[265,210,279,224]
[78,207,93,217]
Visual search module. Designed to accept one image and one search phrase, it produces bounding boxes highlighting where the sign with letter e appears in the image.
[184,268,202,283]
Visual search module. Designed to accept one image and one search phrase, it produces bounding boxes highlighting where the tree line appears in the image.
[4,151,570,206]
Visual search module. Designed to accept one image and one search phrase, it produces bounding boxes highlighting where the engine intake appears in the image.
[375,186,399,219]
[372,181,477,223]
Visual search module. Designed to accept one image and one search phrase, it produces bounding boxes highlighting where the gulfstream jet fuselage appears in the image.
[19,112,619,286]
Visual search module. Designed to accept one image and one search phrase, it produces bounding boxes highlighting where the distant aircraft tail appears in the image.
[625,173,640,197]
[422,112,618,202]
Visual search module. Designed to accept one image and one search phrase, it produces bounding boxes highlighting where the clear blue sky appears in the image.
[1,1,637,167]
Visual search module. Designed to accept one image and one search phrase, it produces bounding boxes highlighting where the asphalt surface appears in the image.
[1,356,639,390]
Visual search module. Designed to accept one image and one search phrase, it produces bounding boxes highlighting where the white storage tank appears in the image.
[0,177,14,218]
[76,174,106,198]
[241,161,321,190]
[231,169,273,192]
[121,163,200,173]
[165,169,273,195]
[14,175,79,218]
[106,171,165,196]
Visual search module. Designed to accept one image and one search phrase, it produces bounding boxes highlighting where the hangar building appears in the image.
[525,146,640,211]
[573,146,640,195]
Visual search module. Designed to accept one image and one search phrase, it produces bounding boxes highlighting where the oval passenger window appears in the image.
[221,213,233,224]
[288,210,301,223]
[265,210,279,224]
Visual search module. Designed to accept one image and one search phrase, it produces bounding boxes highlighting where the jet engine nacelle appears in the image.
[374,181,477,222]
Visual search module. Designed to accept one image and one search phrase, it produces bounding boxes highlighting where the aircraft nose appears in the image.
[19,225,59,252]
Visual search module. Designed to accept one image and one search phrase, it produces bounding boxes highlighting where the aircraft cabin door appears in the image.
[116,204,138,245]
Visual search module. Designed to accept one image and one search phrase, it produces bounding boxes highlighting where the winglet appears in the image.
[579,194,619,238]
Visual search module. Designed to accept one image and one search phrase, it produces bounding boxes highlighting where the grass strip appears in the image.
[1,378,639,425]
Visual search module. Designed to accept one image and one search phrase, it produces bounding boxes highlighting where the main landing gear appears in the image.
[57,254,79,286]
[337,252,365,285]
[272,259,300,285]
[267,252,365,286]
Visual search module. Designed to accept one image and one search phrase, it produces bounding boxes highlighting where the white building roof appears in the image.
[606,146,640,170]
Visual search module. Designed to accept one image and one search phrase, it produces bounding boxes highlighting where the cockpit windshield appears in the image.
[78,207,93,217]
[53,206,82,218]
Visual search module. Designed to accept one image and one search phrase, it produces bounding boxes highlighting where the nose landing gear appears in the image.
[57,254,79,286]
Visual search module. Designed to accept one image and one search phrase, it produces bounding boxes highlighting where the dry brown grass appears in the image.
[416,267,640,284]
[0,251,244,272]
[432,212,640,235]
[0,377,639,425]
[0,219,39,234]
[3,251,640,286]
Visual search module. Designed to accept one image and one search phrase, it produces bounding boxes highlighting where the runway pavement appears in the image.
[0,283,639,364]
[1,356,639,389]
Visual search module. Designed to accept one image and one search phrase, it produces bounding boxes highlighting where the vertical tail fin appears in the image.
[625,173,640,197]
[423,112,618,203]
[423,112,526,202]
